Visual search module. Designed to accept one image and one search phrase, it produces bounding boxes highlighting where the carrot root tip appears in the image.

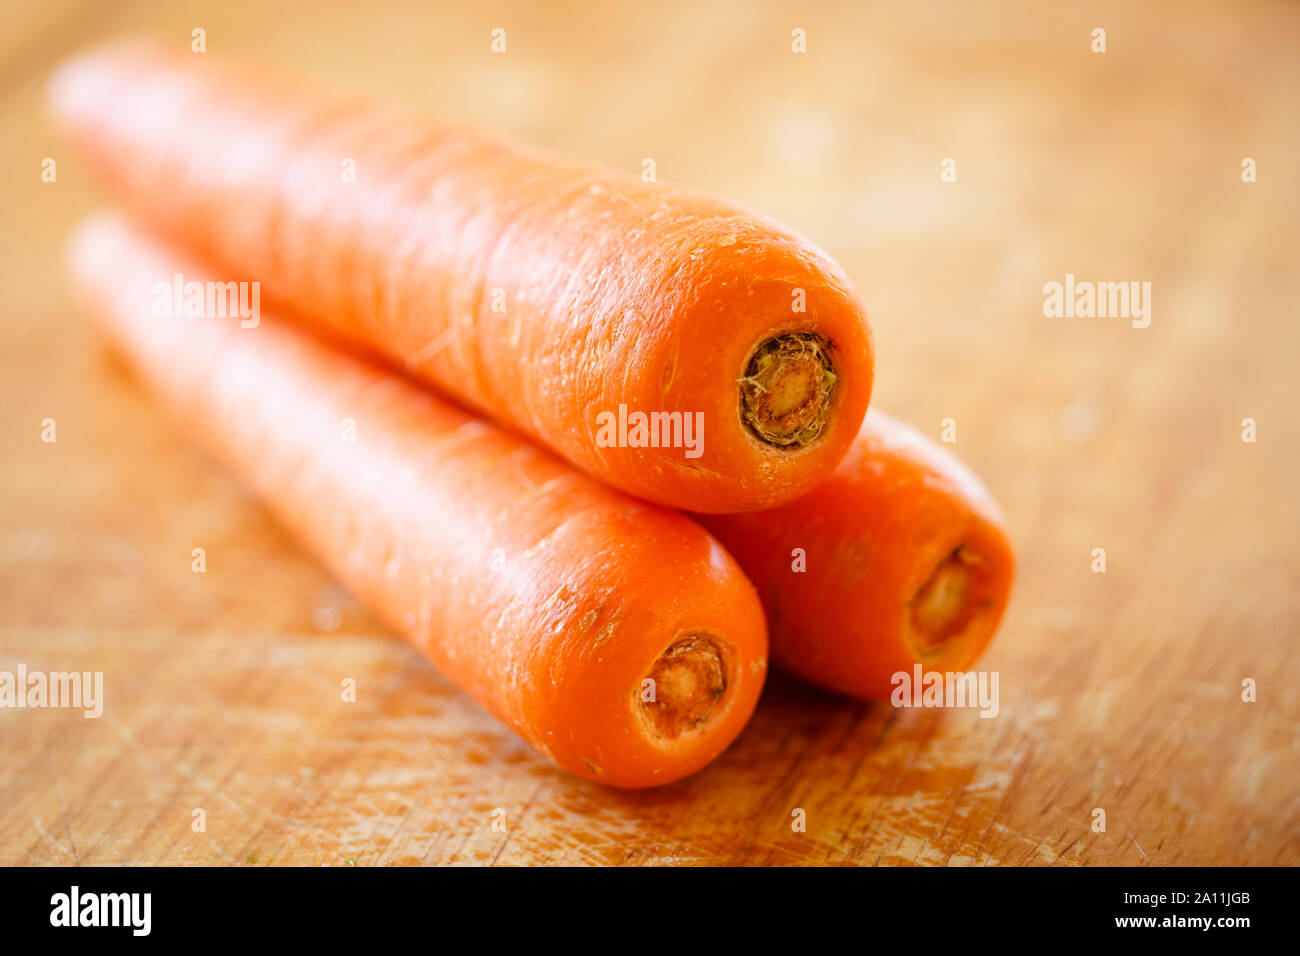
[639,633,728,740]
[739,332,837,448]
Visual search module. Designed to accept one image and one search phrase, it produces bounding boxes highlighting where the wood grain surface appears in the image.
[2,0,1297,866]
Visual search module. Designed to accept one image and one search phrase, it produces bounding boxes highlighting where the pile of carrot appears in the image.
[53,40,1013,788]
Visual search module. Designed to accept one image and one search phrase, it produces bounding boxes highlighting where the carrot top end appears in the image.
[905,546,1000,662]
[638,633,728,741]
[738,332,837,449]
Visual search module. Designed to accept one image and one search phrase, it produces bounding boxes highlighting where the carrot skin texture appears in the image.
[699,411,1014,700]
[48,41,874,513]
[69,215,768,788]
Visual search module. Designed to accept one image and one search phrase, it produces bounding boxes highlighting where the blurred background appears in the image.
[1,0,1297,865]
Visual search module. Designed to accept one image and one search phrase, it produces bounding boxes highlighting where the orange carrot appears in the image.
[68,214,767,788]
[48,40,874,514]
[699,410,1013,700]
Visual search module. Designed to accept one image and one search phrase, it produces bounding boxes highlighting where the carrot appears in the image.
[68,214,768,788]
[699,410,1013,700]
[48,40,874,514]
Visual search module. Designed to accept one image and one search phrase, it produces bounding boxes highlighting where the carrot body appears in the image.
[69,215,767,788]
[699,411,1013,700]
[49,41,874,513]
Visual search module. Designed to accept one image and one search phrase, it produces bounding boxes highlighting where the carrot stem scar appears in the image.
[907,546,993,652]
[739,332,837,447]
[639,634,728,740]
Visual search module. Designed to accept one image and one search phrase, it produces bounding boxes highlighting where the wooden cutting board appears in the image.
[2,0,1296,865]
